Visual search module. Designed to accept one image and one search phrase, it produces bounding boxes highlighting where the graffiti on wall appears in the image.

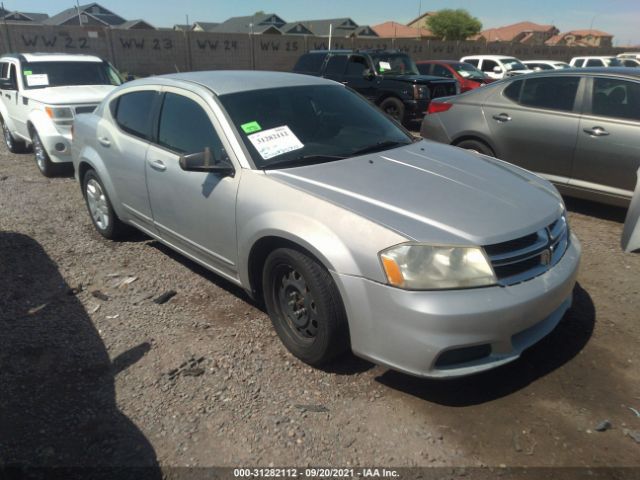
[118,37,174,50]
[20,34,90,49]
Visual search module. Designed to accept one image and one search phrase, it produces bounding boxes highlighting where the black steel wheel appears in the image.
[262,248,349,366]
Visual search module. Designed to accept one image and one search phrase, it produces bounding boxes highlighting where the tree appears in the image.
[425,9,482,41]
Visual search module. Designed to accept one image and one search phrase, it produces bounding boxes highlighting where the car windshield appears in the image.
[604,58,623,66]
[371,54,419,76]
[502,58,528,71]
[218,85,413,169]
[20,61,123,89]
[453,62,486,80]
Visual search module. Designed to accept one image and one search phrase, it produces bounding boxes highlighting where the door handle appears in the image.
[97,136,111,147]
[583,126,609,137]
[148,159,166,171]
[492,113,512,122]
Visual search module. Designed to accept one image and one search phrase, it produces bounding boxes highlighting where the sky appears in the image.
[13,0,640,46]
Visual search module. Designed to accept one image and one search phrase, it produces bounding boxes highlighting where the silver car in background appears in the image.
[421,68,640,207]
[72,71,580,378]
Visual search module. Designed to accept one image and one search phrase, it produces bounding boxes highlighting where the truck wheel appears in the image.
[455,139,495,157]
[262,248,350,366]
[32,129,62,177]
[82,169,129,240]
[379,97,405,123]
[2,118,27,153]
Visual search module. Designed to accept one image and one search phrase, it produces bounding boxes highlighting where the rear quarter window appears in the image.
[293,53,326,74]
[112,90,157,140]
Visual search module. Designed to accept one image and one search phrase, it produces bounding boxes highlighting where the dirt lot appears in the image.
[1,144,639,471]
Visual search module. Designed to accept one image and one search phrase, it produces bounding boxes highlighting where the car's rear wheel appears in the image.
[82,169,128,240]
[379,97,405,124]
[455,139,495,157]
[32,129,62,177]
[262,248,349,366]
[2,117,27,153]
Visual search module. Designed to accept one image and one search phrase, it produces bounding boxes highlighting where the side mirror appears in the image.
[0,78,16,90]
[493,66,502,74]
[362,68,375,80]
[179,148,235,176]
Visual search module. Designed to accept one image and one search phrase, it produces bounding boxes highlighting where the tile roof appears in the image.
[372,21,433,38]
[477,21,556,42]
[45,2,125,26]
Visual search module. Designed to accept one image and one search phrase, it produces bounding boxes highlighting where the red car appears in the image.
[416,60,495,93]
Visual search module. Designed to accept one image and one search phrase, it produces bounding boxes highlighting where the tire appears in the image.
[379,97,406,124]
[31,129,63,177]
[262,248,350,366]
[455,139,495,157]
[82,169,129,240]
[1,117,27,153]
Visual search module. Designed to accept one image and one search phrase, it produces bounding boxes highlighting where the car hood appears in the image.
[23,85,116,105]
[266,141,564,246]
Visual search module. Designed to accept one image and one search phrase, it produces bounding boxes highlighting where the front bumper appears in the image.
[334,233,581,378]
[39,128,73,164]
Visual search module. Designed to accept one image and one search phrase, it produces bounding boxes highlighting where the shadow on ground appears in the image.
[565,197,627,223]
[376,283,595,406]
[0,232,160,478]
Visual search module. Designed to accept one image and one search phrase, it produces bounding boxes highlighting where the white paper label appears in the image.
[26,74,49,87]
[248,126,304,160]
[459,70,471,78]
[379,61,391,71]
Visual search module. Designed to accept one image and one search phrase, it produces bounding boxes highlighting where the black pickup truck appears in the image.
[293,49,459,124]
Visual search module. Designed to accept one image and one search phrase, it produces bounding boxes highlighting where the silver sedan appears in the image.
[72,71,581,378]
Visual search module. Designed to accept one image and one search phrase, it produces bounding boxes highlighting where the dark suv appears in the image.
[293,50,459,124]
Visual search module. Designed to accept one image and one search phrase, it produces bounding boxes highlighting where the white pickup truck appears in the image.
[0,53,123,176]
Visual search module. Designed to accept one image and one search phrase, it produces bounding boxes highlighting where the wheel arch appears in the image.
[451,133,499,157]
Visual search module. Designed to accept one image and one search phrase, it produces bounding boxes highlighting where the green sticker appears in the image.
[23,70,32,75]
[241,121,262,134]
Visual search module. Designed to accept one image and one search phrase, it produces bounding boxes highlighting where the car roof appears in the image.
[524,60,568,64]
[513,67,640,79]
[1,52,104,63]
[461,55,518,60]
[416,60,462,65]
[131,70,338,96]
[571,56,615,59]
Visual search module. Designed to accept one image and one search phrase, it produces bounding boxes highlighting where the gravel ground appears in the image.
[1,144,639,470]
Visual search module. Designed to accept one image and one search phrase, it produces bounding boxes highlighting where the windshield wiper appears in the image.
[262,154,347,170]
[350,140,411,157]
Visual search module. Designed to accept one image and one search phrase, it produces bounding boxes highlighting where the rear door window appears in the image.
[464,58,479,67]
[590,78,640,121]
[586,59,604,67]
[294,53,326,74]
[573,59,585,67]
[481,59,499,73]
[113,91,157,140]
[504,77,580,112]
[324,55,348,76]
[432,64,454,78]
[345,55,369,76]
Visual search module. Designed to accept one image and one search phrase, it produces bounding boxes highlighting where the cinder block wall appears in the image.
[0,24,632,76]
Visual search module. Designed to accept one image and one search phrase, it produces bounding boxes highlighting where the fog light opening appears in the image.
[55,142,66,152]
[435,344,491,368]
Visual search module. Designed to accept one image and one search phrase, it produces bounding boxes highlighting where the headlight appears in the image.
[45,106,74,125]
[413,85,430,100]
[379,243,496,290]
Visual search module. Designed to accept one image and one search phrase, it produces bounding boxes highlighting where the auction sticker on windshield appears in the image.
[25,74,49,87]
[248,126,304,160]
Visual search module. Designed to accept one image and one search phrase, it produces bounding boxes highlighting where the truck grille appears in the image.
[484,214,569,286]
[75,105,97,114]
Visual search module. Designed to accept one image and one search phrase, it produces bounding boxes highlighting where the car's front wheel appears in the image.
[2,117,27,153]
[262,248,350,366]
[82,169,128,240]
[31,129,62,177]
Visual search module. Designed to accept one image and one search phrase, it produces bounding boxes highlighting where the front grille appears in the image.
[75,105,97,114]
[484,214,569,286]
